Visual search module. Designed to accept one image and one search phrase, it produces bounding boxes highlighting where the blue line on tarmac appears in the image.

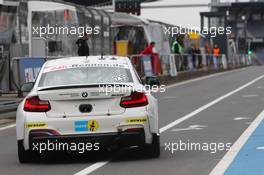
[224,119,264,175]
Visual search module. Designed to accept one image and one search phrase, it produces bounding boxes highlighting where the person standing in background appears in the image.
[76,33,90,56]
[172,39,182,54]
[213,44,220,69]
[172,38,184,70]
[191,45,197,69]
[205,41,211,67]
[194,45,202,68]
[186,45,194,71]
[140,41,156,55]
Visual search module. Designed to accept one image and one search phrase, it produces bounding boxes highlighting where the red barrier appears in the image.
[130,54,162,76]
[151,54,162,75]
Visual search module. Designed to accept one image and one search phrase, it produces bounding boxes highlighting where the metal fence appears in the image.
[129,53,252,78]
[4,53,252,93]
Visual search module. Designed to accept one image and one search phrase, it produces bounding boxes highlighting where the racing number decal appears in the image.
[87,120,99,131]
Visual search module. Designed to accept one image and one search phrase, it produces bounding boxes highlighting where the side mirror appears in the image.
[21,82,35,93]
[145,76,160,86]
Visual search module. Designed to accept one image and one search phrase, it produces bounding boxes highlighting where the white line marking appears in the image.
[233,117,251,121]
[74,70,262,175]
[209,109,264,175]
[256,146,264,150]
[0,124,16,131]
[166,67,249,89]
[171,125,208,132]
[242,94,258,98]
[74,161,109,175]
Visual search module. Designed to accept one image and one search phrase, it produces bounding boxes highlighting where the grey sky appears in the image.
[140,0,248,27]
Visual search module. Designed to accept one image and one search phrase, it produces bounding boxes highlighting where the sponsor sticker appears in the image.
[44,63,129,73]
[74,120,99,132]
[88,120,99,132]
[126,118,147,123]
[26,122,47,128]
[74,121,88,132]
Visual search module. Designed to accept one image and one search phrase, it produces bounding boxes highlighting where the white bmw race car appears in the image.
[16,56,160,163]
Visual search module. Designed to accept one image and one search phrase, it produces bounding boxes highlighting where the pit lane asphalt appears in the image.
[1,66,264,175]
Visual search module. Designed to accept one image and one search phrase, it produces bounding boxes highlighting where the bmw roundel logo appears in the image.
[81,92,88,98]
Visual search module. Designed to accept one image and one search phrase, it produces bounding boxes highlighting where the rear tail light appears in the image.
[120,92,148,108]
[24,96,51,112]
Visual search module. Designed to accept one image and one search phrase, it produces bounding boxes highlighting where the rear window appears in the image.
[38,64,133,87]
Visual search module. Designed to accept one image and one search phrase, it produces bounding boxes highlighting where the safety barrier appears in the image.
[5,53,252,93]
[129,53,252,77]
[9,56,64,92]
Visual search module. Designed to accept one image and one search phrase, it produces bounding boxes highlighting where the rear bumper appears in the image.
[18,107,158,150]
[28,129,145,152]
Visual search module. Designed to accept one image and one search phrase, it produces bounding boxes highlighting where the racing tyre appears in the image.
[17,140,37,163]
[144,134,160,158]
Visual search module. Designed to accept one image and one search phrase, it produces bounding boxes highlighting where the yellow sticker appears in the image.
[87,120,99,131]
[126,118,147,123]
[26,122,47,128]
